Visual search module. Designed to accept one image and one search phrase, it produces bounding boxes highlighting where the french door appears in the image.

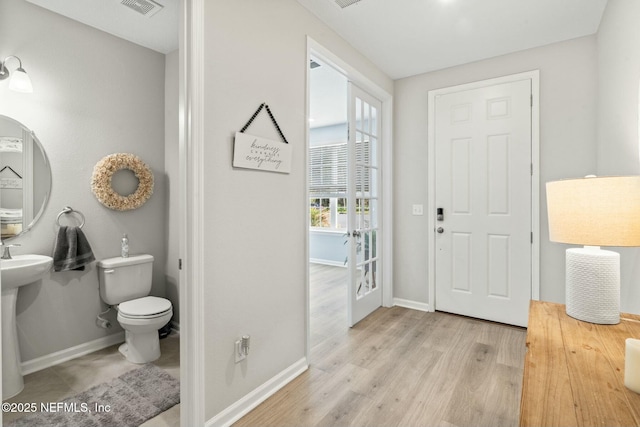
[347,83,382,326]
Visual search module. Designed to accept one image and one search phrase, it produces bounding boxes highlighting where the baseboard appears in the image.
[206,357,309,427]
[394,298,430,312]
[309,258,346,268]
[21,332,125,375]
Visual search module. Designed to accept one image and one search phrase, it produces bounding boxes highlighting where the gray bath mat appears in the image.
[7,364,179,427]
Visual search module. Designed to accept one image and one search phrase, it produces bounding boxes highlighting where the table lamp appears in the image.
[546,176,640,324]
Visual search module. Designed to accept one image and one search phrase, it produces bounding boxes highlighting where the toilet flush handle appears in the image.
[104,269,115,274]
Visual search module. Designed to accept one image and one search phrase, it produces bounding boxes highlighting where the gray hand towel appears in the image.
[53,226,95,272]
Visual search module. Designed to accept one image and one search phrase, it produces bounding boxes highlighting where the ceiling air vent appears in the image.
[120,0,164,17]
[334,0,362,9]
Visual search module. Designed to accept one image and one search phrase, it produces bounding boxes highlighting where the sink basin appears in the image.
[1,254,53,290]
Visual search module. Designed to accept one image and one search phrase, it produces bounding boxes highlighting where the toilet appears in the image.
[97,254,173,364]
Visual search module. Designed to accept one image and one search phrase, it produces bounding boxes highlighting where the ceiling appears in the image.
[297,0,608,79]
[24,1,608,79]
[25,0,179,54]
[309,60,348,128]
[25,0,608,128]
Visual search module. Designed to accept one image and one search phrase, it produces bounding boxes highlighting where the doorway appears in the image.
[306,37,394,358]
[427,71,540,327]
[308,56,349,341]
[308,55,385,333]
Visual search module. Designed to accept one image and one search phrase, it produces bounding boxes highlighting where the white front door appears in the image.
[434,79,532,327]
[347,83,382,327]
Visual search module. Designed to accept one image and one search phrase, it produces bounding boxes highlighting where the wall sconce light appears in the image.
[0,56,33,93]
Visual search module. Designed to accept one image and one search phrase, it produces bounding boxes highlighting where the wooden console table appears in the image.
[520,300,640,426]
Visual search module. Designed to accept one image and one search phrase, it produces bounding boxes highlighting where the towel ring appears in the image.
[56,206,85,229]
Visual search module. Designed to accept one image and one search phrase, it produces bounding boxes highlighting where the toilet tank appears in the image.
[97,254,154,305]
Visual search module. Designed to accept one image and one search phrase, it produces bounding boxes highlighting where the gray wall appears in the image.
[202,0,392,418]
[0,0,167,361]
[393,36,598,305]
[596,0,640,313]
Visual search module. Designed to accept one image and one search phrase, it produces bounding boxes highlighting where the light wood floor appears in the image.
[235,264,527,427]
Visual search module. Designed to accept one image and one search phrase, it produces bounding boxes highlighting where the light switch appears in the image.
[412,204,424,216]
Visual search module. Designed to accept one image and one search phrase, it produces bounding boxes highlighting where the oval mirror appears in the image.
[0,115,52,241]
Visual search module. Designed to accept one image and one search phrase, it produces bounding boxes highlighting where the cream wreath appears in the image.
[91,153,154,211]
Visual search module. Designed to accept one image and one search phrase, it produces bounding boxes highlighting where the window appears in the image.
[309,140,369,230]
[309,142,346,230]
[309,197,346,229]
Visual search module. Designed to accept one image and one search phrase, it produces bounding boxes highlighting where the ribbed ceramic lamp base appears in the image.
[565,247,620,324]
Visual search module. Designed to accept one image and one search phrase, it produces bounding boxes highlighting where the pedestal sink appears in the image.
[1,254,53,399]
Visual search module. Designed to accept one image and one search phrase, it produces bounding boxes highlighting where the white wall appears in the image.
[0,0,167,361]
[393,36,598,305]
[596,0,640,313]
[202,0,392,419]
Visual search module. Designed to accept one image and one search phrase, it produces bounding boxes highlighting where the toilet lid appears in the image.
[119,296,172,317]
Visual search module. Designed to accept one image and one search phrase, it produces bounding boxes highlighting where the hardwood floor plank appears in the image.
[397,316,479,426]
[443,342,498,427]
[234,365,353,427]
[316,391,374,427]
[234,265,526,427]
[353,348,443,427]
[479,363,524,427]
[496,326,528,368]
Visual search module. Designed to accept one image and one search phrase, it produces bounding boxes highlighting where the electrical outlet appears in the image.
[412,204,424,215]
[235,340,246,363]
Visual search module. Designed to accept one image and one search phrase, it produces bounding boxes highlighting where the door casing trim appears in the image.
[180,0,206,424]
[427,70,540,312]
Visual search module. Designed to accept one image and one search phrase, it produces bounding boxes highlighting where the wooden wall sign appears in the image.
[233,103,292,174]
[233,132,292,173]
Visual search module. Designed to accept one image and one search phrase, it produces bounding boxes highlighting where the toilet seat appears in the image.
[118,296,172,319]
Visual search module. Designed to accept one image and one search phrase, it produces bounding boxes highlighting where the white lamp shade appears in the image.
[546,176,640,247]
[9,68,33,93]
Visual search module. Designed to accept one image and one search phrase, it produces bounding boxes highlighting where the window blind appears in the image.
[308,141,370,197]
[309,143,347,196]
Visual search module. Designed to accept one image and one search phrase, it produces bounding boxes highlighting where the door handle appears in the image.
[436,227,444,234]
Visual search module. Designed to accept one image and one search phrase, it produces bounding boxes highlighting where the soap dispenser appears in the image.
[121,234,129,258]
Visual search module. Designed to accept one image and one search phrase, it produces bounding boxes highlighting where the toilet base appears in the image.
[119,330,161,364]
